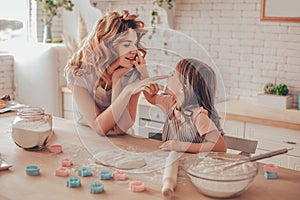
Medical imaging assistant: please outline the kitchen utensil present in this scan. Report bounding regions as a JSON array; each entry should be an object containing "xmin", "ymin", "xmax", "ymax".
[
  {"xmin": 222, "ymin": 148, "xmax": 290, "ymax": 171},
  {"xmin": 161, "ymin": 151, "xmax": 180, "ymax": 197}
]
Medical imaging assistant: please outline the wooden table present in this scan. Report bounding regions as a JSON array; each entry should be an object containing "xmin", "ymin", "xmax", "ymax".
[{"xmin": 0, "ymin": 115, "xmax": 300, "ymax": 200}]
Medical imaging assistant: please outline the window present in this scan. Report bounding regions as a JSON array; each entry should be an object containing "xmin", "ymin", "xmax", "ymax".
[{"xmin": 0, "ymin": 0, "xmax": 29, "ymax": 42}]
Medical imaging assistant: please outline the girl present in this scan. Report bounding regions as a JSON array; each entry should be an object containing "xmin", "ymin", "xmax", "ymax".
[{"xmin": 143, "ymin": 58, "xmax": 227, "ymax": 153}]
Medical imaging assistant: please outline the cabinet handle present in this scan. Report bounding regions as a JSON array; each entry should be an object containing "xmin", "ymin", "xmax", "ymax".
[
  {"xmin": 145, "ymin": 123, "xmax": 163, "ymax": 130},
  {"xmin": 284, "ymin": 141, "xmax": 297, "ymax": 145}
]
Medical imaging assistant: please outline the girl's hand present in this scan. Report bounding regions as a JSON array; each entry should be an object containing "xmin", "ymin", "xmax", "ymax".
[
  {"xmin": 159, "ymin": 140, "xmax": 190, "ymax": 152},
  {"xmin": 133, "ymin": 51, "xmax": 149, "ymax": 79},
  {"xmin": 142, "ymin": 82, "xmax": 160, "ymax": 105},
  {"xmin": 143, "ymin": 83, "xmax": 160, "ymax": 96}
]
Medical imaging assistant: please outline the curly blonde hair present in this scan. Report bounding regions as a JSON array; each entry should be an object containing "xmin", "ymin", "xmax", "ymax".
[{"xmin": 64, "ymin": 10, "xmax": 147, "ymax": 91}]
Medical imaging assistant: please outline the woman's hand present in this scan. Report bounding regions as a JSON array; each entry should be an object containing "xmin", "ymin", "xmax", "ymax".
[
  {"xmin": 125, "ymin": 75, "xmax": 168, "ymax": 95},
  {"xmin": 159, "ymin": 140, "xmax": 191, "ymax": 152},
  {"xmin": 133, "ymin": 50, "xmax": 149, "ymax": 79},
  {"xmin": 111, "ymin": 67, "xmax": 132, "ymax": 85}
]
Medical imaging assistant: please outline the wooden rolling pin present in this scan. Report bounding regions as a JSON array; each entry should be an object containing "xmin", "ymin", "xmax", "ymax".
[{"xmin": 161, "ymin": 151, "xmax": 180, "ymax": 197}]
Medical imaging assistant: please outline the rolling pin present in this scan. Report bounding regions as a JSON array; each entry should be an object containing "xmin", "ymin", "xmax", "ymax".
[{"xmin": 161, "ymin": 151, "xmax": 180, "ymax": 197}]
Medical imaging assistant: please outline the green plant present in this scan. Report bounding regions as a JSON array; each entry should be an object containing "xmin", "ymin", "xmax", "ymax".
[
  {"xmin": 264, "ymin": 82, "xmax": 276, "ymax": 94},
  {"xmin": 149, "ymin": 0, "xmax": 174, "ymax": 39},
  {"xmin": 52, "ymin": 38, "xmax": 63, "ymax": 43},
  {"xmin": 275, "ymin": 83, "xmax": 289, "ymax": 96},
  {"xmin": 36, "ymin": 0, "xmax": 74, "ymax": 26},
  {"xmin": 45, "ymin": 38, "xmax": 52, "ymax": 43}
]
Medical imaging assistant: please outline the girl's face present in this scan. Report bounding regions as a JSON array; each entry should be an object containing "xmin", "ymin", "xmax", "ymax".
[
  {"xmin": 115, "ymin": 29, "xmax": 138, "ymax": 69},
  {"xmin": 165, "ymin": 71, "xmax": 184, "ymax": 105}
]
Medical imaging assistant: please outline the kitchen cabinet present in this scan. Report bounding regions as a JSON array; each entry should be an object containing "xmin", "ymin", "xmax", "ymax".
[
  {"xmin": 137, "ymin": 101, "xmax": 165, "ymax": 138},
  {"xmin": 61, "ymin": 87, "xmax": 73, "ymax": 120},
  {"xmin": 216, "ymin": 100, "xmax": 300, "ymax": 171},
  {"xmin": 289, "ymin": 156, "xmax": 300, "ymax": 171},
  {"xmin": 245, "ymin": 122, "xmax": 300, "ymax": 170},
  {"xmin": 221, "ymin": 118, "xmax": 245, "ymax": 138}
]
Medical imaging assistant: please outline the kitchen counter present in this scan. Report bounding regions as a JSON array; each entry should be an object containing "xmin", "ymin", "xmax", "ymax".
[
  {"xmin": 1, "ymin": 114, "xmax": 300, "ymax": 199},
  {"xmin": 216, "ymin": 100, "xmax": 300, "ymax": 131}
]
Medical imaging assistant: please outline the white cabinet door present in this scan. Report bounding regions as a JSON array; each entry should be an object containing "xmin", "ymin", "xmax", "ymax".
[
  {"xmin": 288, "ymin": 156, "xmax": 300, "ymax": 171},
  {"xmin": 137, "ymin": 104, "xmax": 165, "ymax": 138},
  {"xmin": 253, "ymin": 149, "xmax": 289, "ymax": 169},
  {"xmin": 221, "ymin": 119, "xmax": 245, "ymax": 138},
  {"xmin": 62, "ymin": 89, "xmax": 73, "ymax": 120},
  {"xmin": 245, "ymin": 122, "xmax": 300, "ymax": 170}
]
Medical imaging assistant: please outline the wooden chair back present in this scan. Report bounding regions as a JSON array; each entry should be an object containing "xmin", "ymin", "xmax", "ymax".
[{"xmin": 223, "ymin": 135, "xmax": 258, "ymax": 157}]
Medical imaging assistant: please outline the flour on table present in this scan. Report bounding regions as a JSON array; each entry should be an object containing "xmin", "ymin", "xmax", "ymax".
[
  {"xmin": 115, "ymin": 158, "xmax": 146, "ymax": 170},
  {"xmin": 94, "ymin": 149, "xmax": 147, "ymax": 170}
]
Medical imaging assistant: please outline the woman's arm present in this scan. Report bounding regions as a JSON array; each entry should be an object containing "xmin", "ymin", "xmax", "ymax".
[
  {"xmin": 71, "ymin": 75, "xmax": 168, "ymax": 135},
  {"xmin": 112, "ymin": 93, "xmax": 140, "ymax": 134}
]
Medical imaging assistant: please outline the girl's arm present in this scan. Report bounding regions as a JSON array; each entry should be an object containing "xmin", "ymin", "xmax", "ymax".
[
  {"xmin": 143, "ymin": 88, "xmax": 176, "ymax": 114},
  {"xmin": 159, "ymin": 131, "xmax": 227, "ymax": 153}
]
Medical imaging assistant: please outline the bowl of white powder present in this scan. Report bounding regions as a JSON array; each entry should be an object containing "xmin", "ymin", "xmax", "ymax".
[{"xmin": 183, "ymin": 152, "xmax": 258, "ymax": 198}]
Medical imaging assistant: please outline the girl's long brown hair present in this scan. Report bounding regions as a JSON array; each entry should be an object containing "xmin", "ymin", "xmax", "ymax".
[{"xmin": 176, "ymin": 58, "xmax": 223, "ymax": 134}]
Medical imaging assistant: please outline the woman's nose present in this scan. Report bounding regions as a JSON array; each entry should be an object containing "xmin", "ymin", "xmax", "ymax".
[
  {"xmin": 129, "ymin": 46, "xmax": 138, "ymax": 53},
  {"xmin": 129, "ymin": 50, "xmax": 137, "ymax": 54}
]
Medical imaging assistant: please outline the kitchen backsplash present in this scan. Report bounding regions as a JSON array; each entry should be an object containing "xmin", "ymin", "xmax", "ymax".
[
  {"xmin": 0, "ymin": 54, "xmax": 14, "ymax": 98},
  {"xmin": 37, "ymin": 0, "xmax": 300, "ymax": 107}
]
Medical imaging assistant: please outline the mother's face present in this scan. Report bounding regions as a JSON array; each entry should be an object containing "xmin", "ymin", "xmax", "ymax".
[{"xmin": 115, "ymin": 29, "xmax": 139, "ymax": 69}]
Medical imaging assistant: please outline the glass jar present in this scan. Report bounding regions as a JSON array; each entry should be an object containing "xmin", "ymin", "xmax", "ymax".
[{"xmin": 12, "ymin": 107, "xmax": 52, "ymax": 150}]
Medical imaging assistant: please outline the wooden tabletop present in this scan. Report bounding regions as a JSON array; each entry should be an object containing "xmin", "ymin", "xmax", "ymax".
[
  {"xmin": 216, "ymin": 100, "xmax": 300, "ymax": 130},
  {"xmin": 0, "ymin": 115, "xmax": 300, "ymax": 200}
]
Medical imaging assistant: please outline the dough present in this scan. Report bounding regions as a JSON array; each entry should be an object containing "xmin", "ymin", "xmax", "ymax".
[
  {"xmin": 94, "ymin": 150, "xmax": 147, "ymax": 170},
  {"xmin": 115, "ymin": 158, "xmax": 146, "ymax": 170}
]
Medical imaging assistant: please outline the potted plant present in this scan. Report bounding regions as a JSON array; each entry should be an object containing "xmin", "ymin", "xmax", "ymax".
[
  {"xmin": 36, "ymin": 0, "xmax": 74, "ymax": 42},
  {"xmin": 149, "ymin": 0, "xmax": 175, "ymax": 39},
  {"xmin": 257, "ymin": 83, "xmax": 293, "ymax": 109}
]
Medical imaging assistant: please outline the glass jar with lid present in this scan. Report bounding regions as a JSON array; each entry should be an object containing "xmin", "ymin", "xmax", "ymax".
[{"xmin": 12, "ymin": 107, "xmax": 52, "ymax": 150}]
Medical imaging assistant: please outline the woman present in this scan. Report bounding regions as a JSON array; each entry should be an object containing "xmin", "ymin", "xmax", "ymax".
[
  {"xmin": 142, "ymin": 58, "xmax": 227, "ymax": 153},
  {"xmin": 64, "ymin": 10, "xmax": 156, "ymax": 135}
]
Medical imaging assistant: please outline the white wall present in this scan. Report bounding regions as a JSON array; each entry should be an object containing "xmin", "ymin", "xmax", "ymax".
[
  {"xmin": 59, "ymin": 0, "xmax": 300, "ymax": 107},
  {"xmin": 62, "ymin": 0, "xmax": 102, "ymax": 43}
]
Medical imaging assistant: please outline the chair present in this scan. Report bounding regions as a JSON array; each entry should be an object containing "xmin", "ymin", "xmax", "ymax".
[{"xmin": 223, "ymin": 135, "xmax": 258, "ymax": 157}]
